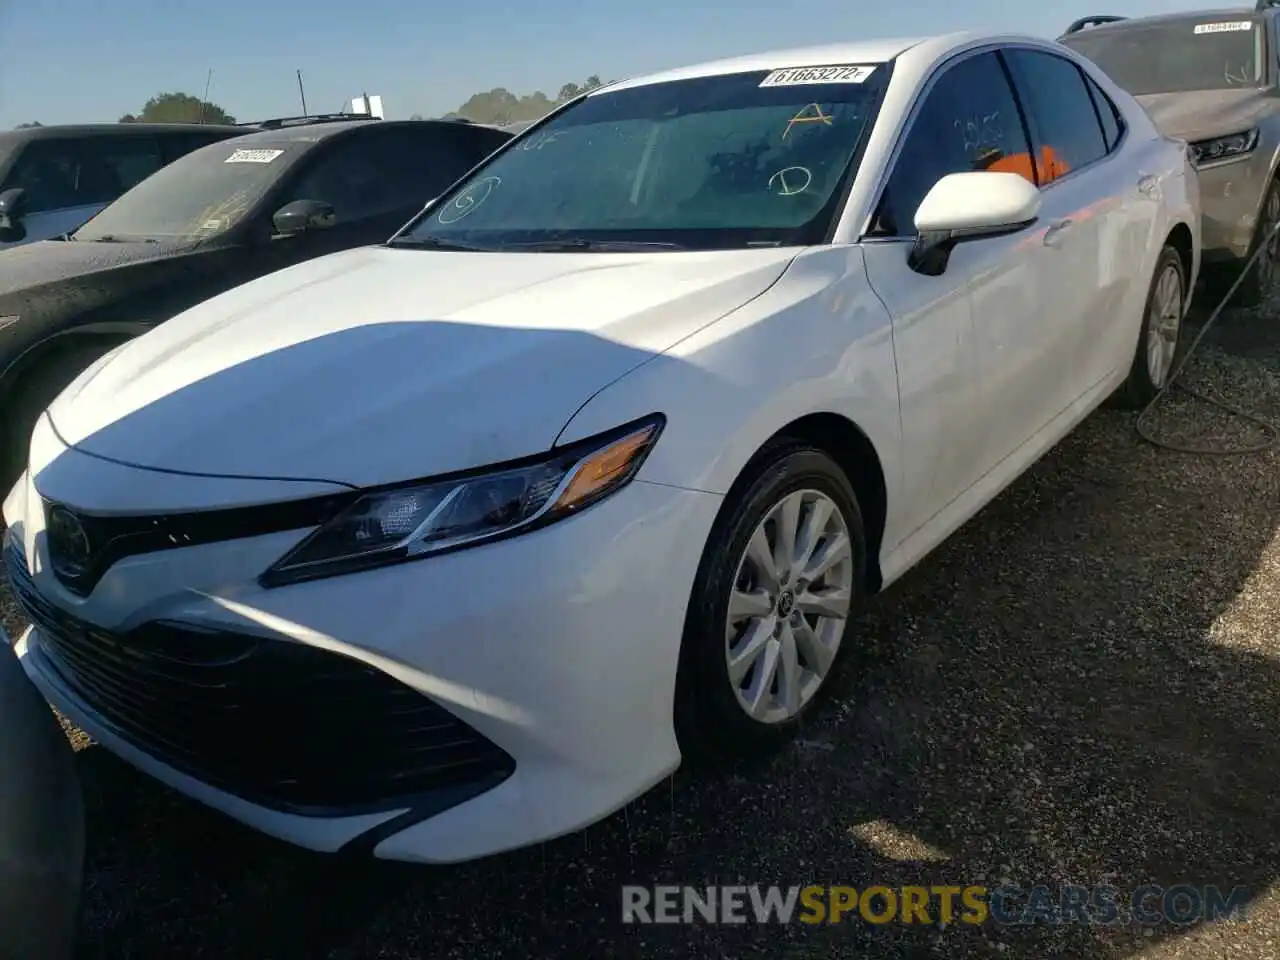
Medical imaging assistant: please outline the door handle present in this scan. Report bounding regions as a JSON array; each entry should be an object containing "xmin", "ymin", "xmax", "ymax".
[{"xmin": 1043, "ymin": 218, "xmax": 1073, "ymax": 248}]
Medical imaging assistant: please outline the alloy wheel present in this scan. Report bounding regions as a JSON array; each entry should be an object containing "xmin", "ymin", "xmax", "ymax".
[
  {"xmin": 724, "ymin": 488, "xmax": 854, "ymax": 724},
  {"xmin": 1146, "ymin": 261, "xmax": 1183, "ymax": 390}
]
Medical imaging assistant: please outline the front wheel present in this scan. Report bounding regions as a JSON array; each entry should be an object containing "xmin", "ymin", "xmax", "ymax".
[
  {"xmin": 674, "ymin": 443, "xmax": 866, "ymax": 762},
  {"xmin": 1117, "ymin": 244, "xmax": 1185, "ymax": 410}
]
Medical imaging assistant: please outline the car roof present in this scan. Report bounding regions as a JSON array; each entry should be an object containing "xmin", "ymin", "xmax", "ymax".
[
  {"xmin": 0, "ymin": 122, "xmax": 245, "ymax": 147},
  {"xmin": 219, "ymin": 118, "xmax": 502, "ymax": 146},
  {"xmin": 599, "ymin": 35, "xmax": 955, "ymax": 92},
  {"xmin": 1062, "ymin": 7, "xmax": 1261, "ymax": 38}
]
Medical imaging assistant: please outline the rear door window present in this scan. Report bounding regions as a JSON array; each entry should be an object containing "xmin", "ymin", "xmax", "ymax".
[{"xmin": 1001, "ymin": 49, "xmax": 1109, "ymax": 185}]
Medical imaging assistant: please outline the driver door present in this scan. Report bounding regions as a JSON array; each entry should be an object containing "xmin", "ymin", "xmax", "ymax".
[{"xmin": 861, "ymin": 50, "xmax": 1043, "ymax": 543}]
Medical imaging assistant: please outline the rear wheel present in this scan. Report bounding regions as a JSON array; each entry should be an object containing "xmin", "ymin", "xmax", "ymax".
[
  {"xmin": 0, "ymin": 339, "xmax": 120, "ymax": 492},
  {"xmin": 1117, "ymin": 244, "xmax": 1185, "ymax": 410},
  {"xmin": 675, "ymin": 442, "xmax": 866, "ymax": 762},
  {"xmin": 1230, "ymin": 179, "xmax": 1280, "ymax": 308}
]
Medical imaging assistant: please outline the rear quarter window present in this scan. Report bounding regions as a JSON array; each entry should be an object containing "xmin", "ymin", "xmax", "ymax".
[{"xmin": 1083, "ymin": 74, "xmax": 1124, "ymax": 151}]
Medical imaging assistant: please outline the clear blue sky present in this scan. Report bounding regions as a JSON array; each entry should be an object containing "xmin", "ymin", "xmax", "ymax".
[{"xmin": 0, "ymin": 0, "xmax": 1247, "ymax": 128}]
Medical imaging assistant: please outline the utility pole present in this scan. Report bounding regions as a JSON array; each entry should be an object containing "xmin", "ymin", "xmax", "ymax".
[{"xmin": 297, "ymin": 70, "xmax": 308, "ymax": 116}]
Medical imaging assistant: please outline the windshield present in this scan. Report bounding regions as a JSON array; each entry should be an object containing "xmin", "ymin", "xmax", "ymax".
[
  {"xmin": 1063, "ymin": 19, "xmax": 1265, "ymax": 95},
  {"xmin": 72, "ymin": 140, "xmax": 300, "ymax": 242},
  {"xmin": 398, "ymin": 66, "xmax": 886, "ymax": 251}
]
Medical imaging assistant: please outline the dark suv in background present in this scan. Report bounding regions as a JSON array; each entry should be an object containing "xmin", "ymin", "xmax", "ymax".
[
  {"xmin": 1060, "ymin": 2, "xmax": 1280, "ymax": 306},
  {"xmin": 0, "ymin": 123, "xmax": 247, "ymax": 250},
  {"xmin": 0, "ymin": 115, "xmax": 512, "ymax": 486}
]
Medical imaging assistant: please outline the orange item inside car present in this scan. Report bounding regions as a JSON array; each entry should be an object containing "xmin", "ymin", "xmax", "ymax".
[{"xmin": 981, "ymin": 145, "xmax": 1072, "ymax": 185}]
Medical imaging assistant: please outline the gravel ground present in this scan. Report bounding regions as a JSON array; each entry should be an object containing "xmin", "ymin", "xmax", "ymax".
[{"xmin": 6, "ymin": 297, "xmax": 1280, "ymax": 959}]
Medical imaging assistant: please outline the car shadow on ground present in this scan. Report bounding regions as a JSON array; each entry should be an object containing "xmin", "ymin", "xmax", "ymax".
[{"xmin": 60, "ymin": 313, "xmax": 1280, "ymax": 959}]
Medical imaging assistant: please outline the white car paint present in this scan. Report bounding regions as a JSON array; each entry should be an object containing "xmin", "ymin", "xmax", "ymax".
[
  {"xmin": 6, "ymin": 30, "xmax": 1199, "ymax": 863},
  {"xmin": 45, "ymin": 244, "xmax": 802, "ymax": 486}
]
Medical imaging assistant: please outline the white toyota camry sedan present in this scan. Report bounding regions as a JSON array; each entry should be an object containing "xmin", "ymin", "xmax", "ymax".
[{"xmin": 3, "ymin": 31, "xmax": 1198, "ymax": 863}]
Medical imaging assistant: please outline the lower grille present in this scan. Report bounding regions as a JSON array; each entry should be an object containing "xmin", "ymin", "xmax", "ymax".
[{"xmin": 4, "ymin": 536, "xmax": 514, "ymax": 816}]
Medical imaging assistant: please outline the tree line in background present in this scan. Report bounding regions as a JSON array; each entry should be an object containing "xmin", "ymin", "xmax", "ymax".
[
  {"xmin": 118, "ymin": 92, "xmax": 237, "ymax": 125},
  {"xmin": 437, "ymin": 75, "xmax": 605, "ymax": 124},
  {"xmin": 12, "ymin": 75, "xmax": 604, "ymax": 129}
]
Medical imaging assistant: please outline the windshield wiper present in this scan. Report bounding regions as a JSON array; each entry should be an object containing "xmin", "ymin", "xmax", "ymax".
[
  {"xmin": 84, "ymin": 235, "xmax": 158, "ymax": 244},
  {"xmin": 387, "ymin": 237, "xmax": 495, "ymax": 252},
  {"xmin": 500, "ymin": 239, "xmax": 687, "ymax": 252}
]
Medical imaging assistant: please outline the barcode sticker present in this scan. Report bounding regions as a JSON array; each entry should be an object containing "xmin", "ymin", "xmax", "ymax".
[
  {"xmin": 1193, "ymin": 21, "xmax": 1253, "ymax": 34},
  {"xmin": 760, "ymin": 64, "xmax": 877, "ymax": 87},
  {"xmin": 225, "ymin": 148, "xmax": 284, "ymax": 164}
]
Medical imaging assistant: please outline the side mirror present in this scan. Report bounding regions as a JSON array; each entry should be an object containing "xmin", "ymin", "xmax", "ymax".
[
  {"xmin": 0, "ymin": 187, "xmax": 28, "ymax": 231},
  {"xmin": 907, "ymin": 172, "xmax": 1041, "ymax": 276},
  {"xmin": 272, "ymin": 199, "xmax": 336, "ymax": 237}
]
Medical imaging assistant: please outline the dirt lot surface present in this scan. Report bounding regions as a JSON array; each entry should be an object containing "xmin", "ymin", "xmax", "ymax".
[{"xmin": 5, "ymin": 301, "xmax": 1280, "ymax": 959}]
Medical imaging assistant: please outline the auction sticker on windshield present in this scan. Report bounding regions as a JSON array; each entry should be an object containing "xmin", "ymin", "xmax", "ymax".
[
  {"xmin": 1193, "ymin": 21, "xmax": 1253, "ymax": 33},
  {"xmin": 224, "ymin": 148, "xmax": 285, "ymax": 164},
  {"xmin": 759, "ymin": 64, "xmax": 877, "ymax": 87}
]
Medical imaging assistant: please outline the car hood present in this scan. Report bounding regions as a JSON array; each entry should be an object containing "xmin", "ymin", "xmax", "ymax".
[
  {"xmin": 48, "ymin": 244, "xmax": 799, "ymax": 487},
  {"xmin": 0, "ymin": 238, "xmax": 191, "ymax": 301},
  {"xmin": 1135, "ymin": 88, "xmax": 1273, "ymax": 142}
]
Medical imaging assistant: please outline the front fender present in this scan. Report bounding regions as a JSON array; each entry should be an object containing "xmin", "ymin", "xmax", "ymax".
[
  {"xmin": 0, "ymin": 320, "xmax": 151, "ymax": 404},
  {"xmin": 554, "ymin": 245, "xmax": 900, "ymax": 503}
]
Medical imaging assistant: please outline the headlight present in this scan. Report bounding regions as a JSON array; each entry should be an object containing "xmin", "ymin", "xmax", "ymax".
[
  {"xmin": 260, "ymin": 414, "xmax": 664, "ymax": 586},
  {"xmin": 1189, "ymin": 129, "xmax": 1259, "ymax": 167}
]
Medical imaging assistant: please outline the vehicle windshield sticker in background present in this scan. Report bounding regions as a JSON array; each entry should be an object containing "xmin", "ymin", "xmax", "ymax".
[
  {"xmin": 437, "ymin": 176, "xmax": 501, "ymax": 224},
  {"xmin": 1193, "ymin": 21, "xmax": 1253, "ymax": 34},
  {"xmin": 759, "ymin": 64, "xmax": 877, "ymax": 87},
  {"xmin": 224, "ymin": 148, "xmax": 285, "ymax": 164},
  {"xmin": 783, "ymin": 103, "xmax": 833, "ymax": 139}
]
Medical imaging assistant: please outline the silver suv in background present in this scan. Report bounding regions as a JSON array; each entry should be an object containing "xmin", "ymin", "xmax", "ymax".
[{"xmin": 1060, "ymin": 3, "xmax": 1280, "ymax": 305}]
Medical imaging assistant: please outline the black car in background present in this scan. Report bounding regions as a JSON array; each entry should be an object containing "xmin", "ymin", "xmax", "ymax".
[
  {"xmin": 0, "ymin": 123, "xmax": 247, "ymax": 250},
  {"xmin": 0, "ymin": 115, "xmax": 512, "ymax": 485}
]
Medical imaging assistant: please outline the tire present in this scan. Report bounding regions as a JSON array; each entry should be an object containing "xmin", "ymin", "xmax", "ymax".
[
  {"xmin": 1117, "ymin": 244, "xmax": 1186, "ymax": 410},
  {"xmin": 674, "ymin": 442, "xmax": 867, "ymax": 763},
  {"xmin": 0, "ymin": 339, "xmax": 121, "ymax": 492},
  {"xmin": 1230, "ymin": 178, "xmax": 1280, "ymax": 308}
]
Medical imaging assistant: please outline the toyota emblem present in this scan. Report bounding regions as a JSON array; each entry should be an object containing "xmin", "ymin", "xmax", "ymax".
[{"xmin": 46, "ymin": 505, "xmax": 92, "ymax": 578}]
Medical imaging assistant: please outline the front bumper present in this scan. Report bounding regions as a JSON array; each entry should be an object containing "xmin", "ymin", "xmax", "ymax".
[
  {"xmin": 5, "ymin": 443, "xmax": 722, "ymax": 863},
  {"xmin": 1195, "ymin": 154, "xmax": 1271, "ymax": 264}
]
